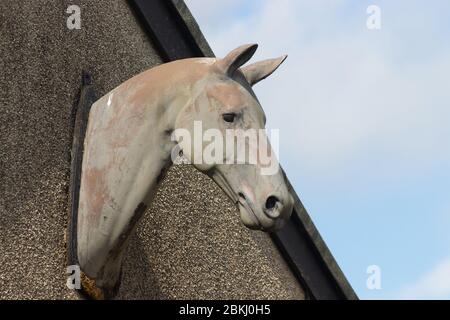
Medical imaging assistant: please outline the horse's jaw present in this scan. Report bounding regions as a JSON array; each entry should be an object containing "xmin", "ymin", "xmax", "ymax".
[{"xmin": 236, "ymin": 194, "xmax": 263, "ymax": 230}]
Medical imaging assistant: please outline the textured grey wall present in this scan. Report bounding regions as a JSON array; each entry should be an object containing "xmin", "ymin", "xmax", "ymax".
[{"xmin": 0, "ymin": 0, "xmax": 304, "ymax": 299}]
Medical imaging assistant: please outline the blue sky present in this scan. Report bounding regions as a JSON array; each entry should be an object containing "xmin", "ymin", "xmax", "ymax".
[{"xmin": 185, "ymin": 0, "xmax": 450, "ymax": 299}]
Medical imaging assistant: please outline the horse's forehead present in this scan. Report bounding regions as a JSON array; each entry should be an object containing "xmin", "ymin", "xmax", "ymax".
[{"xmin": 206, "ymin": 83, "xmax": 253, "ymax": 109}]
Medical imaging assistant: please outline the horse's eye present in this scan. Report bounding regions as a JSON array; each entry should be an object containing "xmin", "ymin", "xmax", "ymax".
[{"xmin": 222, "ymin": 113, "xmax": 236, "ymax": 123}]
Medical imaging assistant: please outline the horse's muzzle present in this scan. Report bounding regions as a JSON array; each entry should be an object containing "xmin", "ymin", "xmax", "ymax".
[{"xmin": 238, "ymin": 191, "xmax": 293, "ymax": 232}]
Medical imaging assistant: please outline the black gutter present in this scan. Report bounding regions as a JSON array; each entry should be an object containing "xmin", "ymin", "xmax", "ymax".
[{"xmin": 128, "ymin": 0, "xmax": 357, "ymax": 300}]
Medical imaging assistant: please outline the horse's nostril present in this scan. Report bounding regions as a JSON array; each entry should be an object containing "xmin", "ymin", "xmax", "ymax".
[{"xmin": 265, "ymin": 196, "xmax": 279, "ymax": 210}]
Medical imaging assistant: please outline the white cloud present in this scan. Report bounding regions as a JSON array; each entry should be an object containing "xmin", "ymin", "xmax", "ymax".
[{"xmin": 399, "ymin": 257, "xmax": 450, "ymax": 300}]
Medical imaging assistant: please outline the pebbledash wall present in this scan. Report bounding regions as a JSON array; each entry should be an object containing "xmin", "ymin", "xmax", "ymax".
[{"xmin": 0, "ymin": 1, "xmax": 305, "ymax": 299}]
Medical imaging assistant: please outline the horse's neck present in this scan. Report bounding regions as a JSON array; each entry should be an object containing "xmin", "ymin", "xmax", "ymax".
[
  {"xmin": 91, "ymin": 59, "xmax": 210, "ymax": 194},
  {"xmin": 124, "ymin": 60, "xmax": 205, "ymax": 182},
  {"xmin": 125, "ymin": 59, "xmax": 205, "ymax": 129},
  {"xmin": 77, "ymin": 59, "xmax": 211, "ymax": 280}
]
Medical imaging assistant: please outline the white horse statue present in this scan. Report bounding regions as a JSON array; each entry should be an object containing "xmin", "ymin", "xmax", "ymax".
[{"xmin": 75, "ymin": 44, "xmax": 293, "ymax": 299}]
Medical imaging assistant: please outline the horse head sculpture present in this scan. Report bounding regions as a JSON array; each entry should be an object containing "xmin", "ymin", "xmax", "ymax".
[{"xmin": 75, "ymin": 44, "xmax": 293, "ymax": 299}]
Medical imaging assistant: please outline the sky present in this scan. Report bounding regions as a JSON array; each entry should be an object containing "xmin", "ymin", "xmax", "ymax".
[{"xmin": 185, "ymin": 0, "xmax": 450, "ymax": 299}]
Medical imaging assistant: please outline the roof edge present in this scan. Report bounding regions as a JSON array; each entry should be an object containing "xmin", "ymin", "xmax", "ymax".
[{"xmin": 170, "ymin": 0, "xmax": 215, "ymax": 57}]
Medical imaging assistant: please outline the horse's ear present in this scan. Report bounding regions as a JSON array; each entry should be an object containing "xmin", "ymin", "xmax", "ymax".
[
  {"xmin": 217, "ymin": 44, "xmax": 258, "ymax": 76},
  {"xmin": 241, "ymin": 55, "xmax": 288, "ymax": 86}
]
